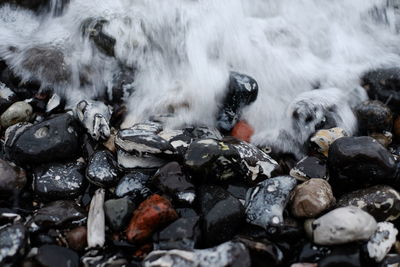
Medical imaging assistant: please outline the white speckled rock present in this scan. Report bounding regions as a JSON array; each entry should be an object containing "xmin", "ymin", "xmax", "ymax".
[
  {"xmin": 367, "ymin": 222, "xmax": 398, "ymax": 262},
  {"xmin": 312, "ymin": 206, "xmax": 377, "ymax": 245},
  {"xmin": 0, "ymin": 101, "xmax": 32, "ymax": 128}
]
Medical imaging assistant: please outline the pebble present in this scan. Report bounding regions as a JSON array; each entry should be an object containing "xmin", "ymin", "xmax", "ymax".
[
  {"xmin": 87, "ymin": 189, "xmax": 105, "ymax": 248},
  {"xmin": 355, "ymin": 100, "xmax": 393, "ymax": 134},
  {"xmin": 199, "ymin": 185, "xmax": 245, "ymax": 246},
  {"xmin": 0, "ymin": 101, "xmax": 32, "ymax": 128},
  {"xmin": 245, "ymin": 176, "xmax": 297, "ymax": 229},
  {"xmin": 33, "ymin": 161, "xmax": 85, "ymax": 200},
  {"xmin": 35, "ymin": 244, "xmax": 79, "ymax": 267},
  {"xmin": 0, "ymin": 159, "xmax": 25, "ymax": 197},
  {"xmin": 290, "ymin": 179, "xmax": 335, "ymax": 218},
  {"xmin": 317, "ymin": 244, "xmax": 362, "ymax": 267},
  {"xmin": 104, "ymin": 197, "xmax": 135, "ymax": 231},
  {"xmin": 115, "ymin": 171, "xmax": 152, "ymax": 203},
  {"xmin": 367, "ymin": 222, "xmax": 398, "ymax": 262},
  {"xmin": 0, "ymin": 223, "xmax": 26, "ymax": 266},
  {"xmin": 309, "ymin": 127, "xmax": 347, "ymax": 157},
  {"xmin": 370, "ymin": 131, "xmax": 393, "ymax": 147},
  {"xmin": 117, "ymin": 149, "xmax": 167, "ymax": 169},
  {"xmin": 0, "ymin": 82, "xmax": 17, "ymax": 114},
  {"xmin": 231, "ymin": 120, "xmax": 254, "ymax": 142},
  {"xmin": 126, "ymin": 194, "xmax": 178, "ymax": 243},
  {"xmin": 65, "ymin": 226, "xmax": 87, "ymax": 251},
  {"xmin": 143, "ymin": 241, "xmax": 251, "ymax": 267},
  {"xmin": 86, "ymin": 150, "xmax": 119, "ymax": 187},
  {"xmin": 311, "ymin": 206, "xmax": 377, "ymax": 245},
  {"xmin": 298, "ymin": 242, "xmax": 331, "ymax": 263},
  {"xmin": 336, "ymin": 185, "xmax": 400, "ymax": 222},
  {"xmin": 289, "ymin": 156, "xmax": 327, "ymax": 181}
]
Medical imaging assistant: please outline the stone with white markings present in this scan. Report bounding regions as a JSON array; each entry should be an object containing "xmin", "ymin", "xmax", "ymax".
[
  {"xmin": 87, "ymin": 189, "xmax": 105, "ymax": 248},
  {"xmin": 86, "ymin": 150, "xmax": 119, "ymax": 187},
  {"xmin": 0, "ymin": 223, "xmax": 26, "ymax": 266},
  {"xmin": 367, "ymin": 222, "xmax": 398, "ymax": 262},
  {"xmin": 290, "ymin": 156, "xmax": 327, "ymax": 181}
]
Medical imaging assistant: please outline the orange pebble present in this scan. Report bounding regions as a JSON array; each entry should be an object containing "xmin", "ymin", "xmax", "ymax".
[{"xmin": 231, "ymin": 120, "xmax": 254, "ymax": 142}]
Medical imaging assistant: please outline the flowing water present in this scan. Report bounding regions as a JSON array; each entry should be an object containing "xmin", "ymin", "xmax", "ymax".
[{"xmin": 1, "ymin": 0, "xmax": 400, "ymax": 155}]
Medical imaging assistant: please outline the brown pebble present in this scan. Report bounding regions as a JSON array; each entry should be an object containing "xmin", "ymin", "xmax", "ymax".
[
  {"xmin": 290, "ymin": 178, "xmax": 335, "ymax": 218},
  {"xmin": 65, "ymin": 226, "xmax": 87, "ymax": 251},
  {"xmin": 310, "ymin": 127, "xmax": 347, "ymax": 157}
]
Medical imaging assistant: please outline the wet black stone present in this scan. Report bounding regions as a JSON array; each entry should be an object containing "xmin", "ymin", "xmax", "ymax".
[
  {"xmin": 378, "ymin": 254, "xmax": 400, "ymax": 267},
  {"xmin": 290, "ymin": 156, "xmax": 327, "ymax": 181},
  {"xmin": 355, "ymin": 100, "xmax": 393, "ymax": 134},
  {"xmin": 151, "ymin": 162, "xmax": 195, "ymax": 205},
  {"xmin": 86, "ymin": 150, "xmax": 119, "ymax": 187},
  {"xmin": 104, "ymin": 197, "xmax": 135, "ymax": 231},
  {"xmin": 33, "ymin": 161, "xmax": 85, "ymax": 201},
  {"xmin": 217, "ymin": 72, "xmax": 258, "ymax": 133},
  {"xmin": 298, "ymin": 242, "xmax": 332, "ymax": 263},
  {"xmin": 29, "ymin": 200, "xmax": 86, "ymax": 231},
  {"xmin": 189, "ymin": 126, "xmax": 223, "ymax": 140},
  {"xmin": 0, "ymin": 223, "xmax": 26, "ymax": 266},
  {"xmin": 226, "ymin": 183, "xmax": 250, "ymax": 203},
  {"xmin": 30, "ymin": 230, "xmax": 58, "ymax": 247},
  {"xmin": 317, "ymin": 244, "xmax": 362, "ymax": 267},
  {"xmin": 5, "ymin": 114, "xmax": 81, "ymax": 165},
  {"xmin": 176, "ymin": 208, "xmax": 198, "ymax": 218},
  {"xmin": 81, "ymin": 249, "xmax": 131, "ymax": 266},
  {"xmin": 81, "ymin": 18, "xmax": 116, "ymax": 57},
  {"xmin": 35, "ymin": 245, "xmax": 79, "ymax": 267},
  {"xmin": 0, "ymin": 159, "xmax": 25, "ymax": 198},
  {"xmin": 154, "ymin": 216, "xmax": 201, "ymax": 250},
  {"xmin": 115, "ymin": 171, "xmax": 152, "ymax": 204},
  {"xmin": 361, "ymin": 68, "xmax": 400, "ymax": 113},
  {"xmin": 328, "ymin": 136, "xmax": 398, "ymax": 193},
  {"xmin": 198, "ymin": 185, "xmax": 245, "ymax": 247}
]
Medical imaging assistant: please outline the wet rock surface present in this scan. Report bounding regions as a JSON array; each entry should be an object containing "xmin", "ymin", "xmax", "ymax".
[
  {"xmin": 104, "ymin": 197, "xmax": 135, "ymax": 231},
  {"xmin": 367, "ymin": 222, "xmax": 398, "ymax": 262},
  {"xmin": 290, "ymin": 156, "xmax": 327, "ymax": 181},
  {"xmin": 115, "ymin": 171, "xmax": 152, "ymax": 202},
  {"xmin": 35, "ymin": 244, "xmax": 79, "ymax": 267},
  {"xmin": 86, "ymin": 150, "xmax": 119, "ymax": 187},
  {"xmin": 356, "ymin": 100, "xmax": 393, "ymax": 134},
  {"xmin": 0, "ymin": 223, "xmax": 26, "ymax": 266}
]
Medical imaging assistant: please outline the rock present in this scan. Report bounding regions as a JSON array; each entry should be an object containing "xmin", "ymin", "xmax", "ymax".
[
  {"xmin": 65, "ymin": 226, "xmax": 87, "ymax": 251},
  {"xmin": 312, "ymin": 206, "xmax": 377, "ymax": 245},
  {"xmin": 289, "ymin": 156, "xmax": 327, "ymax": 181},
  {"xmin": 81, "ymin": 249, "xmax": 130, "ymax": 267},
  {"xmin": 115, "ymin": 171, "xmax": 152, "ymax": 203},
  {"xmin": 126, "ymin": 194, "xmax": 178, "ymax": 243},
  {"xmin": 217, "ymin": 72, "xmax": 258, "ymax": 133},
  {"xmin": 154, "ymin": 216, "xmax": 201, "ymax": 250},
  {"xmin": 355, "ymin": 100, "xmax": 393, "ymax": 134},
  {"xmin": 157, "ymin": 128, "xmax": 193, "ymax": 157},
  {"xmin": 378, "ymin": 254, "xmax": 400, "ymax": 267},
  {"xmin": 29, "ymin": 200, "xmax": 86, "ymax": 231},
  {"xmin": 104, "ymin": 197, "xmax": 135, "ymax": 231},
  {"xmin": 367, "ymin": 222, "xmax": 398, "ymax": 262},
  {"xmin": 0, "ymin": 159, "xmax": 25, "ymax": 197},
  {"xmin": 199, "ymin": 185, "xmax": 245, "ymax": 246},
  {"xmin": 329, "ymin": 136, "xmax": 398, "ymax": 194},
  {"xmin": 35, "ymin": 245, "xmax": 79, "ymax": 267},
  {"xmin": 81, "ymin": 17, "xmax": 116, "ymax": 57},
  {"xmin": 87, "ymin": 189, "xmax": 105, "ymax": 248},
  {"xmin": 151, "ymin": 162, "xmax": 195, "ymax": 205},
  {"xmin": 309, "ymin": 127, "xmax": 347, "ymax": 157},
  {"xmin": 86, "ymin": 150, "xmax": 119, "ymax": 187},
  {"xmin": 336, "ymin": 185, "xmax": 400, "ymax": 222},
  {"xmin": 0, "ymin": 223, "xmax": 26, "ymax": 266},
  {"xmin": 33, "ymin": 161, "xmax": 85, "ymax": 200},
  {"xmin": 231, "ymin": 120, "xmax": 254, "ymax": 142},
  {"xmin": 0, "ymin": 82, "xmax": 17, "ymax": 114},
  {"xmin": 190, "ymin": 126, "xmax": 223, "ymax": 140},
  {"xmin": 317, "ymin": 244, "xmax": 362, "ymax": 267},
  {"xmin": 143, "ymin": 241, "xmax": 251, "ymax": 267},
  {"xmin": 298, "ymin": 242, "xmax": 331, "ymax": 263},
  {"xmin": 5, "ymin": 114, "xmax": 81, "ymax": 165},
  {"xmin": 290, "ymin": 179, "xmax": 335, "ymax": 218},
  {"xmin": 117, "ymin": 150, "xmax": 167, "ymax": 169},
  {"xmin": 245, "ymin": 176, "xmax": 297, "ymax": 229},
  {"xmin": 0, "ymin": 101, "xmax": 32, "ymax": 128},
  {"xmin": 46, "ymin": 93, "xmax": 63, "ymax": 113},
  {"xmin": 370, "ymin": 131, "xmax": 393, "ymax": 147}
]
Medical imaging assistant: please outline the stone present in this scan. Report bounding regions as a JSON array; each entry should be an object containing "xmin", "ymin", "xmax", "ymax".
[
  {"xmin": 104, "ymin": 197, "xmax": 135, "ymax": 231},
  {"xmin": 378, "ymin": 254, "xmax": 400, "ymax": 267},
  {"xmin": 0, "ymin": 223, "xmax": 26, "ymax": 266},
  {"xmin": 217, "ymin": 72, "xmax": 258, "ymax": 133},
  {"xmin": 298, "ymin": 242, "xmax": 331, "ymax": 263},
  {"xmin": 355, "ymin": 100, "xmax": 393, "ymax": 135},
  {"xmin": 154, "ymin": 216, "xmax": 201, "ymax": 250},
  {"xmin": 309, "ymin": 127, "xmax": 347, "ymax": 157},
  {"xmin": 317, "ymin": 244, "xmax": 362, "ymax": 267},
  {"xmin": 81, "ymin": 17, "xmax": 116, "ymax": 57},
  {"xmin": 5, "ymin": 114, "xmax": 81, "ymax": 165},
  {"xmin": 65, "ymin": 226, "xmax": 87, "ymax": 251},
  {"xmin": 336, "ymin": 185, "xmax": 400, "ymax": 222},
  {"xmin": 86, "ymin": 150, "xmax": 119, "ymax": 187},
  {"xmin": 117, "ymin": 150, "xmax": 167, "ymax": 169},
  {"xmin": 231, "ymin": 120, "xmax": 254, "ymax": 142},
  {"xmin": 0, "ymin": 82, "xmax": 17, "ymax": 114},
  {"xmin": 126, "ymin": 194, "xmax": 178, "ymax": 243},
  {"xmin": 0, "ymin": 101, "xmax": 32, "ymax": 128},
  {"xmin": 0, "ymin": 159, "xmax": 25, "ymax": 197},
  {"xmin": 199, "ymin": 185, "xmax": 245, "ymax": 246},
  {"xmin": 367, "ymin": 222, "xmax": 398, "ymax": 262},
  {"xmin": 289, "ymin": 156, "xmax": 327, "ymax": 181},
  {"xmin": 157, "ymin": 128, "xmax": 193, "ymax": 157},
  {"xmin": 87, "ymin": 189, "xmax": 105, "ymax": 248},
  {"xmin": 245, "ymin": 176, "xmax": 297, "ymax": 229},
  {"xmin": 151, "ymin": 162, "xmax": 195, "ymax": 205},
  {"xmin": 35, "ymin": 245, "xmax": 79, "ymax": 267},
  {"xmin": 115, "ymin": 171, "xmax": 152, "ymax": 203},
  {"xmin": 290, "ymin": 179, "xmax": 335, "ymax": 218},
  {"xmin": 312, "ymin": 206, "xmax": 377, "ymax": 245},
  {"xmin": 29, "ymin": 200, "xmax": 86, "ymax": 232},
  {"xmin": 328, "ymin": 136, "xmax": 398, "ymax": 193},
  {"xmin": 46, "ymin": 93, "xmax": 63, "ymax": 113},
  {"xmin": 143, "ymin": 241, "xmax": 251, "ymax": 267},
  {"xmin": 33, "ymin": 161, "xmax": 85, "ymax": 200},
  {"xmin": 370, "ymin": 131, "xmax": 393, "ymax": 147},
  {"xmin": 81, "ymin": 249, "xmax": 130, "ymax": 267}
]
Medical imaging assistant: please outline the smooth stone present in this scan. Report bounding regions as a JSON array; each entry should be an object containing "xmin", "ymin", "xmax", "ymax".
[
  {"xmin": 377, "ymin": 254, "xmax": 400, "ymax": 267},
  {"xmin": 0, "ymin": 82, "xmax": 17, "ymax": 114},
  {"xmin": 65, "ymin": 226, "xmax": 87, "ymax": 251},
  {"xmin": 35, "ymin": 244, "xmax": 79, "ymax": 267},
  {"xmin": 151, "ymin": 162, "xmax": 195, "ymax": 204},
  {"xmin": 328, "ymin": 136, "xmax": 398, "ymax": 193},
  {"xmin": 0, "ymin": 223, "xmax": 26, "ymax": 266},
  {"xmin": 117, "ymin": 149, "xmax": 166, "ymax": 169},
  {"xmin": 0, "ymin": 159, "xmax": 25, "ymax": 197},
  {"xmin": 143, "ymin": 241, "xmax": 251, "ymax": 267},
  {"xmin": 0, "ymin": 101, "xmax": 32, "ymax": 128},
  {"xmin": 157, "ymin": 129, "xmax": 192, "ymax": 157},
  {"xmin": 86, "ymin": 150, "xmax": 119, "ymax": 187},
  {"xmin": 298, "ymin": 242, "xmax": 331, "ymax": 263},
  {"xmin": 81, "ymin": 249, "xmax": 130, "ymax": 266},
  {"xmin": 289, "ymin": 156, "xmax": 327, "ymax": 181},
  {"xmin": 87, "ymin": 189, "xmax": 105, "ymax": 248},
  {"xmin": 190, "ymin": 126, "xmax": 223, "ymax": 140},
  {"xmin": 336, "ymin": 185, "xmax": 400, "ymax": 222},
  {"xmin": 312, "ymin": 206, "xmax": 377, "ymax": 245},
  {"xmin": 355, "ymin": 100, "xmax": 393, "ymax": 134},
  {"xmin": 290, "ymin": 179, "xmax": 335, "ymax": 218},
  {"xmin": 33, "ymin": 161, "xmax": 85, "ymax": 200},
  {"xmin": 115, "ymin": 171, "xmax": 152, "ymax": 203},
  {"xmin": 5, "ymin": 114, "xmax": 81, "ymax": 165},
  {"xmin": 309, "ymin": 127, "xmax": 347, "ymax": 157},
  {"xmin": 317, "ymin": 244, "xmax": 362, "ymax": 267},
  {"xmin": 199, "ymin": 185, "xmax": 245, "ymax": 246},
  {"xmin": 231, "ymin": 120, "xmax": 254, "ymax": 143},
  {"xmin": 370, "ymin": 131, "xmax": 393, "ymax": 147},
  {"xmin": 104, "ymin": 197, "xmax": 135, "ymax": 231},
  {"xmin": 367, "ymin": 222, "xmax": 398, "ymax": 262},
  {"xmin": 245, "ymin": 176, "xmax": 297, "ymax": 229}
]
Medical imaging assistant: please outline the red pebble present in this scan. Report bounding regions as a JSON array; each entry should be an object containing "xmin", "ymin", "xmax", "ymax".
[
  {"xmin": 231, "ymin": 120, "xmax": 254, "ymax": 142},
  {"xmin": 126, "ymin": 194, "xmax": 178, "ymax": 243}
]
